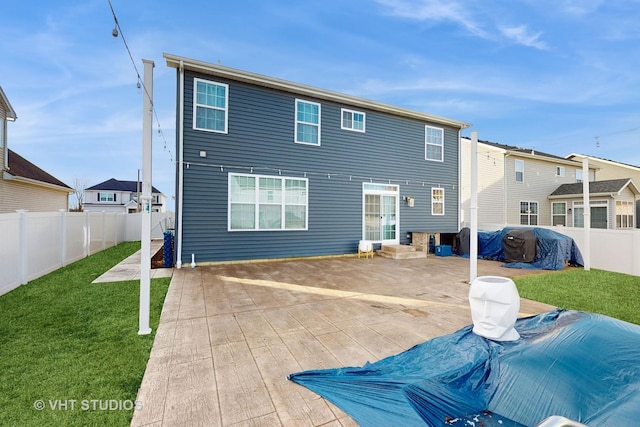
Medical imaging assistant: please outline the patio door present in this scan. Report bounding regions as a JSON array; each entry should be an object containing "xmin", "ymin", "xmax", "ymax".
[{"xmin": 363, "ymin": 183, "xmax": 399, "ymax": 244}]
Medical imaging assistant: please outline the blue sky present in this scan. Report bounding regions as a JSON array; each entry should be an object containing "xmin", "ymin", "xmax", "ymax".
[{"xmin": 2, "ymin": 0, "xmax": 640, "ymax": 212}]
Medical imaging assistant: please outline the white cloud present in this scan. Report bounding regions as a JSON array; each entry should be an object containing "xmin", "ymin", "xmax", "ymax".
[{"xmin": 499, "ymin": 25, "xmax": 548, "ymax": 50}]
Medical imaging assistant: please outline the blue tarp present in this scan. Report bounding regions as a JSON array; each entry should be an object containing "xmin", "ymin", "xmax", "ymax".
[
  {"xmin": 288, "ymin": 310, "xmax": 640, "ymax": 427},
  {"xmin": 477, "ymin": 227, "xmax": 583, "ymax": 270}
]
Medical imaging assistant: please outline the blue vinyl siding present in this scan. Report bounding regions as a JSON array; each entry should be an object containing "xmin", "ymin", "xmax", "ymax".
[{"xmin": 177, "ymin": 70, "xmax": 460, "ymax": 263}]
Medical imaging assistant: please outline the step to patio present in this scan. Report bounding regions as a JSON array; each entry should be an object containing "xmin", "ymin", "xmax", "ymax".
[{"xmin": 377, "ymin": 244, "xmax": 428, "ymax": 259}]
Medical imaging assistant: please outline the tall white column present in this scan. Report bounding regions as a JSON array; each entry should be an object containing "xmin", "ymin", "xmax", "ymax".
[
  {"xmin": 470, "ymin": 131, "xmax": 478, "ymax": 283},
  {"xmin": 582, "ymin": 158, "xmax": 590, "ymax": 271},
  {"xmin": 139, "ymin": 59, "xmax": 154, "ymax": 335}
]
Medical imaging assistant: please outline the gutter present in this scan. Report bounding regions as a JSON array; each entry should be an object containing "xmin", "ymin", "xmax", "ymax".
[{"xmin": 164, "ymin": 53, "xmax": 471, "ymax": 131}]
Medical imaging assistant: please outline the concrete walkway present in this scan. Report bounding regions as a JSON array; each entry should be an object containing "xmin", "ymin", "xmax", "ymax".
[
  {"xmin": 92, "ymin": 240, "xmax": 174, "ymax": 283},
  {"xmin": 129, "ymin": 255, "xmax": 556, "ymax": 427}
]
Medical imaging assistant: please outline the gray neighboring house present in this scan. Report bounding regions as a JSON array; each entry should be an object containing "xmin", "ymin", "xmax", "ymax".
[
  {"xmin": 549, "ymin": 178, "xmax": 639, "ymax": 229},
  {"xmin": 164, "ymin": 53, "xmax": 471, "ymax": 265},
  {"xmin": 84, "ymin": 178, "xmax": 166, "ymax": 213}
]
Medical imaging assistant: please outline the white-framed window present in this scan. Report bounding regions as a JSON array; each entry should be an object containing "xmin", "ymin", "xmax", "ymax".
[
  {"xmin": 515, "ymin": 159, "xmax": 524, "ymax": 182},
  {"xmin": 573, "ymin": 200, "xmax": 609, "ymax": 229},
  {"xmin": 193, "ymin": 78, "xmax": 228, "ymax": 133},
  {"xmin": 295, "ymin": 99, "xmax": 321, "ymax": 145},
  {"xmin": 431, "ymin": 187, "xmax": 445, "ymax": 215},
  {"xmin": 556, "ymin": 166, "xmax": 565, "ymax": 177},
  {"xmin": 228, "ymin": 173, "xmax": 308, "ymax": 231},
  {"xmin": 520, "ymin": 201, "xmax": 538, "ymax": 225},
  {"xmin": 98, "ymin": 192, "xmax": 116, "ymax": 202},
  {"xmin": 616, "ymin": 200, "xmax": 635, "ymax": 229},
  {"xmin": 341, "ymin": 108, "xmax": 365, "ymax": 132},
  {"xmin": 552, "ymin": 202, "xmax": 566, "ymax": 226},
  {"xmin": 425, "ymin": 126, "xmax": 444, "ymax": 161},
  {"xmin": 575, "ymin": 169, "xmax": 583, "ymax": 183}
]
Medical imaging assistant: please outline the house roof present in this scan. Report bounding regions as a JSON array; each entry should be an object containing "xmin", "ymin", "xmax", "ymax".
[
  {"xmin": 462, "ymin": 136, "xmax": 575, "ymax": 163},
  {"xmin": 164, "ymin": 53, "xmax": 471, "ymax": 130},
  {"xmin": 6, "ymin": 149, "xmax": 71, "ymax": 190},
  {"xmin": 0, "ymin": 86, "xmax": 17, "ymax": 120},
  {"xmin": 566, "ymin": 153, "xmax": 640, "ymax": 171},
  {"xmin": 86, "ymin": 178, "xmax": 162, "ymax": 194},
  {"xmin": 549, "ymin": 178, "xmax": 639, "ymax": 197}
]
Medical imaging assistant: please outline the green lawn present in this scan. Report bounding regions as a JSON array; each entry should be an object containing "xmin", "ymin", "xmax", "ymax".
[
  {"xmin": 515, "ymin": 267, "xmax": 640, "ymax": 325},
  {"xmin": 0, "ymin": 241, "xmax": 170, "ymax": 427}
]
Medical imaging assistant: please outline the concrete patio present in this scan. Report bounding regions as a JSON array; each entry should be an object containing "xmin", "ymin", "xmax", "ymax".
[{"xmin": 130, "ymin": 254, "xmax": 556, "ymax": 427}]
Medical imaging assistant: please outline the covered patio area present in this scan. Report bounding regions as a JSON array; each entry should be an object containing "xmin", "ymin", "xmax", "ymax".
[{"xmin": 131, "ymin": 255, "xmax": 555, "ymax": 426}]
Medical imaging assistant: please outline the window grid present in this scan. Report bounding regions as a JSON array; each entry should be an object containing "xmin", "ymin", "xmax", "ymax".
[
  {"xmin": 295, "ymin": 99, "xmax": 321, "ymax": 145},
  {"xmin": 431, "ymin": 187, "xmax": 445, "ymax": 215},
  {"xmin": 229, "ymin": 173, "xmax": 308, "ymax": 231},
  {"xmin": 616, "ymin": 201, "xmax": 634, "ymax": 229},
  {"xmin": 193, "ymin": 78, "xmax": 228, "ymax": 133},
  {"xmin": 341, "ymin": 108, "xmax": 366, "ymax": 132},
  {"xmin": 425, "ymin": 126, "xmax": 444, "ymax": 161},
  {"xmin": 552, "ymin": 202, "xmax": 566, "ymax": 226},
  {"xmin": 520, "ymin": 201, "xmax": 538, "ymax": 225}
]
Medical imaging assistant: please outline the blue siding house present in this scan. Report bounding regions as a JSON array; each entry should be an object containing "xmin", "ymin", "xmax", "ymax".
[{"xmin": 164, "ymin": 53, "xmax": 470, "ymax": 267}]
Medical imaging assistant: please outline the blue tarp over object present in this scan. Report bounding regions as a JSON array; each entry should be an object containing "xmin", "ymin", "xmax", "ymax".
[
  {"xmin": 288, "ymin": 310, "xmax": 640, "ymax": 427},
  {"xmin": 477, "ymin": 227, "xmax": 583, "ymax": 270}
]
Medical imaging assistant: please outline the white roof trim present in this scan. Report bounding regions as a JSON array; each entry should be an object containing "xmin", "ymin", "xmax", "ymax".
[
  {"xmin": 0, "ymin": 86, "xmax": 17, "ymax": 121},
  {"xmin": 164, "ymin": 53, "xmax": 471, "ymax": 130}
]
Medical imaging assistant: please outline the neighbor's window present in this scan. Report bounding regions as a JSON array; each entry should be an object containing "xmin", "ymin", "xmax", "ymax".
[
  {"xmin": 295, "ymin": 99, "xmax": 321, "ymax": 145},
  {"xmin": 98, "ymin": 192, "xmax": 116, "ymax": 202},
  {"xmin": 228, "ymin": 173, "xmax": 308, "ymax": 231},
  {"xmin": 556, "ymin": 166, "xmax": 565, "ymax": 177},
  {"xmin": 431, "ymin": 187, "xmax": 445, "ymax": 215},
  {"xmin": 515, "ymin": 159, "xmax": 524, "ymax": 182},
  {"xmin": 616, "ymin": 200, "xmax": 634, "ymax": 229},
  {"xmin": 552, "ymin": 202, "xmax": 566, "ymax": 226},
  {"xmin": 341, "ymin": 108, "xmax": 365, "ymax": 132},
  {"xmin": 520, "ymin": 201, "xmax": 538, "ymax": 225},
  {"xmin": 193, "ymin": 78, "xmax": 228, "ymax": 133},
  {"xmin": 425, "ymin": 126, "xmax": 444, "ymax": 161}
]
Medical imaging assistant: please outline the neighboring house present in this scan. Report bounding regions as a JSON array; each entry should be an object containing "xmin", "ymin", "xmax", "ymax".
[
  {"xmin": 0, "ymin": 86, "xmax": 72, "ymax": 213},
  {"xmin": 460, "ymin": 137, "xmax": 596, "ymax": 230},
  {"xmin": 549, "ymin": 178, "xmax": 639, "ymax": 229},
  {"xmin": 84, "ymin": 178, "xmax": 166, "ymax": 213},
  {"xmin": 566, "ymin": 154, "xmax": 640, "ymax": 228},
  {"xmin": 164, "ymin": 53, "xmax": 470, "ymax": 265}
]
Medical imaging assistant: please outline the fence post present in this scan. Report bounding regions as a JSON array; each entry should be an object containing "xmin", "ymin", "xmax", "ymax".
[
  {"xmin": 17, "ymin": 210, "xmax": 27, "ymax": 285},
  {"xmin": 60, "ymin": 209, "xmax": 67, "ymax": 267},
  {"xmin": 85, "ymin": 211, "xmax": 91, "ymax": 257}
]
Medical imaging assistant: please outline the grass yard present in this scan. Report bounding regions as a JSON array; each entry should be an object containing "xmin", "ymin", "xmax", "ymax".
[
  {"xmin": 0, "ymin": 241, "xmax": 170, "ymax": 427},
  {"xmin": 515, "ymin": 267, "xmax": 640, "ymax": 325}
]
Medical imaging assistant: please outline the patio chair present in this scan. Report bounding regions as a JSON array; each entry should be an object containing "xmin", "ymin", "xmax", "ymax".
[{"xmin": 358, "ymin": 240, "xmax": 374, "ymax": 259}]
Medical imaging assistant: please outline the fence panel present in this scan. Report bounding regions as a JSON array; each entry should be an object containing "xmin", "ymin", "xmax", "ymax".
[
  {"xmin": 65, "ymin": 213, "xmax": 88, "ymax": 265},
  {"xmin": 24, "ymin": 212, "xmax": 62, "ymax": 283},
  {"xmin": 0, "ymin": 212, "xmax": 21, "ymax": 294}
]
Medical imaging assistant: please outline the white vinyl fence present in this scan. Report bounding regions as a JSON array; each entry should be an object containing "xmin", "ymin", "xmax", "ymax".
[{"xmin": 0, "ymin": 210, "xmax": 174, "ymax": 296}]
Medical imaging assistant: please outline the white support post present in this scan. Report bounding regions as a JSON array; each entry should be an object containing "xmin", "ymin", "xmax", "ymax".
[
  {"xmin": 60, "ymin": 209, "xmax": 67, "ymax": 267},
  {"xmin": 18, "ymin": 210, "xmax": 27, "ymax": 285},
  {"xmin": 582, "ymin": 158, "xmax": 590, "ymax": 271},
  {"xmin": 139, "ymin": 59, "xmax": 154, "ymax": 335},
  {"xmin": 469, "ymin": 131, "xmax": 478, "ymax": 284}
]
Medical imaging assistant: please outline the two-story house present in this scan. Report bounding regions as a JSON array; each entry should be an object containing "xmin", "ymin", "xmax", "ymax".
[
  {"xmin": 460, "ymin": 138, "xmax": 597, "ymax": 230},
  {"xmin": 1, "ymin": 86, "xmax": 72, "ymax": 213},
  {"xmin": 84, "ymin": 178, "xmax": 166, "ymax": 213},
  {"xmin": 164, "ymin": 53, "xmax": 470, "ymax": 266}
]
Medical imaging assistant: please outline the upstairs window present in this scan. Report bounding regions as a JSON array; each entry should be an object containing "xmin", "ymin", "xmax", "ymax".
[
  {"xmin": 431, "ymin": 187, "xmax": 445, "ymax": 215},
  {"xmin": 515, "ymin": 159, "xmax": 524, "ymax": 182},
  {"xmin": 575, "ymin": 169, "xmax": 583, "ymax": 183},
  {"xmin": 194, "ymin": 78, "xmax": 228, "ymax": 133},
  {"xmin": 425, "ymin": 126, "xmax": 444, "ymax": 161},
  {"xmin": 98, "ymin": 192, "xmax": 116, "ymax": 202},
  {"xmin": 556, "ymin": 166, "xmax": 565, "ymax": 177},
  {"xmin": 341, "ymin": 108, "xmax": 365, "ymax": 132},
  {"xmin": 295, "ymin": 99, "xmax": 321, "ymax": 145}
]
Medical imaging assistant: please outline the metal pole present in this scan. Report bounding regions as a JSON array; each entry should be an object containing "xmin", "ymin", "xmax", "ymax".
[
  {"xmin": 582, "ymin": 158, "xmax": 590, "ymax": 271},
  {"xmin": 139, "ymin": 59, "xmax": 154, "ymax": 335},
  {"xmin": 470, "ymin": 131, "xmax": 478, "ymax": 283}
]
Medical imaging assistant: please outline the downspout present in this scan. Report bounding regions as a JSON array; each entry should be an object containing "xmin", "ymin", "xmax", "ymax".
[{"xmin": 176, "ymin": 60, "xmax": 185, "ymax": 269}]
